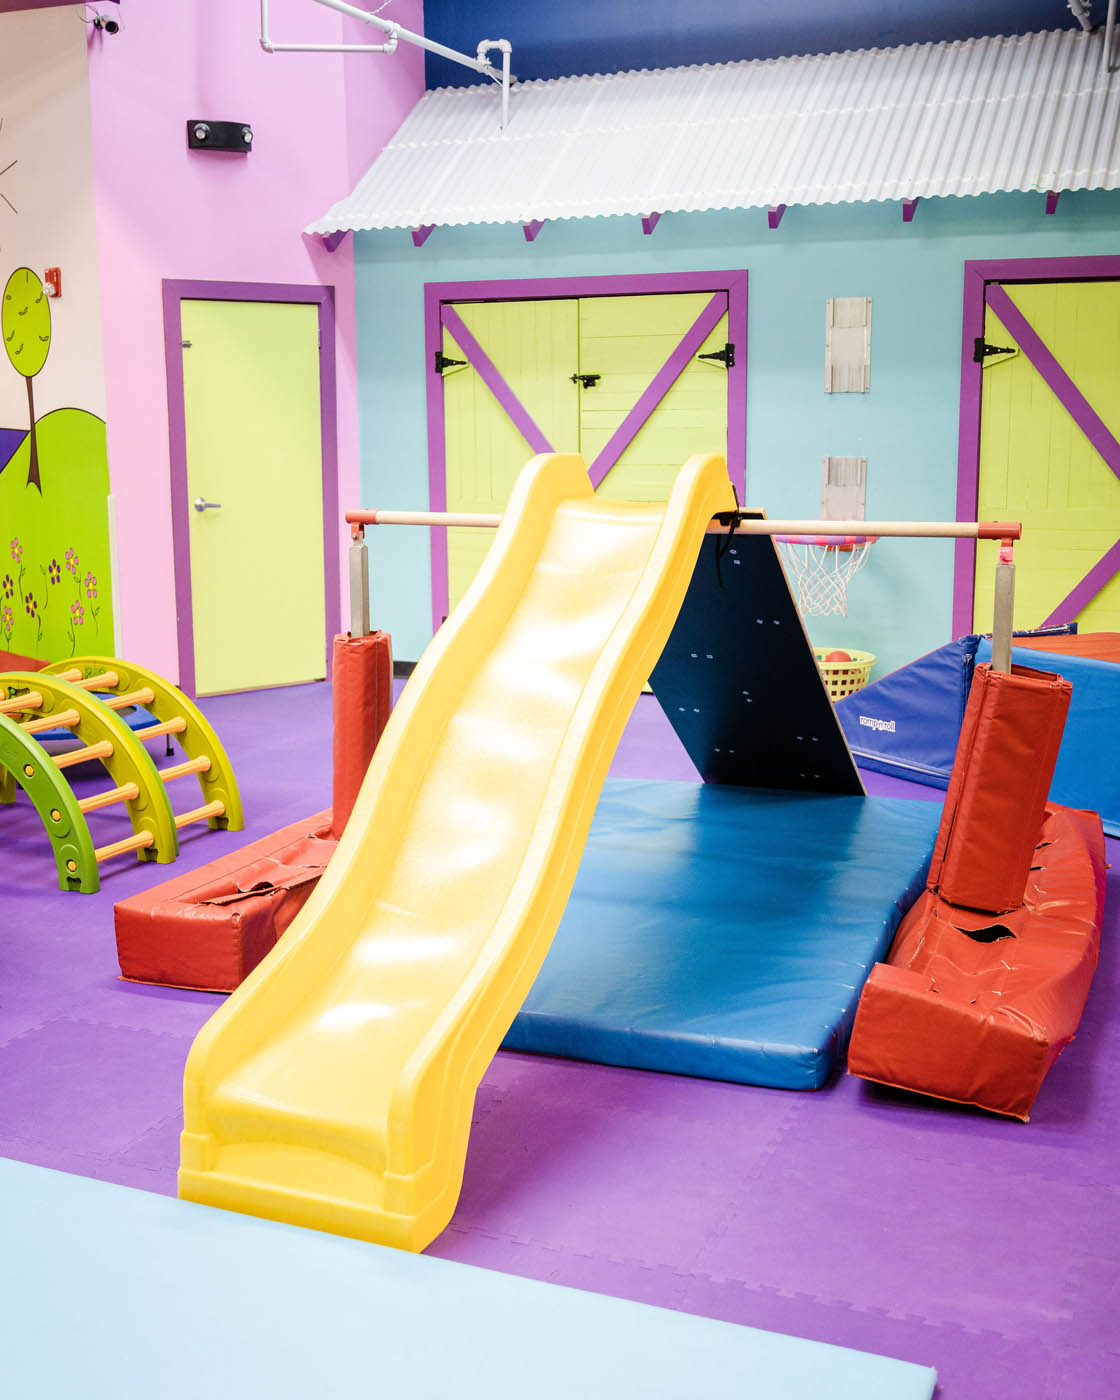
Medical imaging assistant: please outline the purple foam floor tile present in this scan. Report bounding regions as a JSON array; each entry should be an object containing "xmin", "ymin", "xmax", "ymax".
[
  {"xmin": 445, "ymin": 1053, "xmax": 805, "ymax": 1269},
  {"xmin": 0, "ymin": 1019, "xmax": 192, "ymax": 1160},
  {"xmin": 1, "ymin": 677, "xmax": 1118, "ymax": 1400},
  {"xmin": 696, "ymin": 1126, "xmax": 1095, "ymax": 1340}
]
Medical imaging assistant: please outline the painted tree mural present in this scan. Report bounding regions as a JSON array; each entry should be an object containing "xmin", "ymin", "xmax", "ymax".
[{"xmin": 2, "ymin": 266, "xmax": 51, "ymax": 492}]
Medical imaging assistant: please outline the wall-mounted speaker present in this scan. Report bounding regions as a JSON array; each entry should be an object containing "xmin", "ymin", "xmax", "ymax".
[{"xmin": 187, "ymin": 121, "xmax": 254, "ymax": 153}]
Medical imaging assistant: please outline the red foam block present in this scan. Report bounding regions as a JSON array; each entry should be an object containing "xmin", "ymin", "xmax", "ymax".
[
  {"xmin": 113, "ymin": 812, "xmax": 339, "ymax": 992},
  {"xmin": 849, "ymin": 803, "xmax": 1106, "ymax": 1119}
]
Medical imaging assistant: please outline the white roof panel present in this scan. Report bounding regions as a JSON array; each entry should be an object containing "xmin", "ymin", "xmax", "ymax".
[{"xmin": 308, "ymin": 29, "xmax": 1120, "ymax": 234}]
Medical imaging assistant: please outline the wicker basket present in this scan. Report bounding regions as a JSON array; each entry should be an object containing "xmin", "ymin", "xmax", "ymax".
[{"xmin": 814, "ymin": 647, "xmax": 876, "ymax": 701}]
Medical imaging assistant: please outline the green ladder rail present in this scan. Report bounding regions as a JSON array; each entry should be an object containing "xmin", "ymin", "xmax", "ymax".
[
  {"xmin": 0, "ymin": 670, "xmax": 179, "ymax": 876},
  {"xmin": 43, "ymin": 656, "xmax": 244, "ymax": 833},
  {"xmin": 0, "ymin": 711, "xmax": 99, "ymax": 893}
]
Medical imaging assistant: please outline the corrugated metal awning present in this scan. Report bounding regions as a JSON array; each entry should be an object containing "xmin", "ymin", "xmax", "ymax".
[{"xmin": 308, "ymin": 28, "xmax": 1120, "ymax": 234}]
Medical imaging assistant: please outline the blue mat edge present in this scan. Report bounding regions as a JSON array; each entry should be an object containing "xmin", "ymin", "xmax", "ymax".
[
  {"xmin": 505, "ymin": 784, "xmax": 941, "ymax": 1089},
  {"xmin": 1, "ymin": 1157, "xmax": 938, "ymax": 1400}
]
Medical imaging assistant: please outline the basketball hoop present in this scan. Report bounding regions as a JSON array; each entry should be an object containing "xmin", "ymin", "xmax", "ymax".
[{"xmin": 775, "ymin": 534, "xmax": 877, "ymax": 616}]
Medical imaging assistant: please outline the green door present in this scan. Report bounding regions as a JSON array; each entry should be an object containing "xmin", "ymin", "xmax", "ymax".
[
  {"xmin": 181, "ymin": 299, "xmax": 327, "ymax": 694},
  {"xmin": 440, "ymin": 291, "xmax": 731, "ymax": 613},
  {"xmin": 973, "ymin": 281, "xmax": 1120, "ymax": 633}
]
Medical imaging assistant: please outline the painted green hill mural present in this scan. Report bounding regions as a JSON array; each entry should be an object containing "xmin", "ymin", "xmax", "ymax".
[{"xmin": 1, "ymin": 407, "xmax": 114, "ymax": 659}]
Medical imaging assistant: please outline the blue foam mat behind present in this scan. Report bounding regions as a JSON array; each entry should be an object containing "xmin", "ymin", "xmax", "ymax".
[
  {"xmin": 2, "ymin": 1159, "xmax": 937, "ymax": 1400},
  {"xmin": 505, "ymin": 780, "xmax": 942, "ymax": 1090}
]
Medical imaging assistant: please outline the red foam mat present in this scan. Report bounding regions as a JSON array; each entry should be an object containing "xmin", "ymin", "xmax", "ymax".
[
  {"xmin": 848, "ymin": 803, "xmax": 1107, "ymax": 1119},
  {"xmin": 114, "ymin": 812, "xmax": 339, "ymax": 993},
  {"xmin": 926, "ymin": 661, "xmax": 1071, "ymax": 914}
]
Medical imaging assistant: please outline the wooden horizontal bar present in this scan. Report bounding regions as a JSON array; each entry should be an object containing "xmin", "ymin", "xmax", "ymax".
[
  {"xmin": 344, "ymin": 508, "xmax": 1023, "ymax": 541},
  {"xmin": 62, "ymin": 670, "xmax": 120, "ymax": 692},
  {"xmin": 0, "ymin": 691, "xmax": 42, "ymax": 715},
  {"xmin": 136, "ymin": 717, "xmax": 188, "ymax": 742},
  {"xmin": 101, "ymin": 686, "xmax": 156, "ymax": 711},
  {"xmin": 21, "ymin": 708, "xmax": 80, "ymax": 735},
  {"xmin": 160, "ymin": 756, "xmax": 211, "ymax": 782},
  {"xmin": 53, "ymin": 739, "xmax": 114, "ymax": 770},
  {"xmin": 95, "ymin": 829, "xmax": 155, "ymax": 863},
  {"xmin": 78, "ymin": 781, "xmax": 140, "ymax": 815},
  {"xmin": 175, "ymin": 799, "xmax": 225, "ymax": 829}
]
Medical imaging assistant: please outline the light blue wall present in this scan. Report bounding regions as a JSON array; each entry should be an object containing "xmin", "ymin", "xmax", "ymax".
[{"xmin": 354, "ymin": 189, "xmax": 1120, "ymax": 673}]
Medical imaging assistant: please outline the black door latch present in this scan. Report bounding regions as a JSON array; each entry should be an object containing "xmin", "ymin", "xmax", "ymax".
[
  {"xmin": 697, "ymin": 342, "xmax": 735, "ymax": 368},
  {"xmin": 570, "ymin": 372, "xmax": 601, "ymax": 388},
  {"xmin": 972, "ymin": 337, "xmax": 1017, "ymax": 363},
  {"xmin": 434, "ymin": 350, "xmax": 468, "ymax": 374}
]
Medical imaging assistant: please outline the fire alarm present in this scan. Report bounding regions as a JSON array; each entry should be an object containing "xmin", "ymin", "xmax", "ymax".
[
  {"xmin": 43, "ymin": 268, "xmax": 61, "ymax": 298},
  {"xmin": 187, "ymin": 120, "xmax": 254, "ymax": 153}
]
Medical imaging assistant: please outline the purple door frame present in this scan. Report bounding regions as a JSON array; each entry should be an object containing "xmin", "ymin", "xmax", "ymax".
[
  {"xmin": 954, "ymin": 255, "xmax": 1120, "ymax": 637},
  {"xmin": 424, "ymin": 269, "xmax": 748, "ymax": 631},
  {"xmin": 162, "ymin": 279, "xmax": 341, "ymax": 696}
]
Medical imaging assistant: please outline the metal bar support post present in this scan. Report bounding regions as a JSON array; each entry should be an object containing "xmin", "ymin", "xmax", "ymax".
[
  {"xmin": 991, "ymin": 538, "xmax": 1016, "ymax": 674},
  {"xmin": 348, "ymin": 527, "xmax": 371, "ymax": 639}
]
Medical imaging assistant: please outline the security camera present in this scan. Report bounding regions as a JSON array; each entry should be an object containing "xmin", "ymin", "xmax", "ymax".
[{"xmin": 93, "ymin": 15, "xmax": 120, "ymax": 34}]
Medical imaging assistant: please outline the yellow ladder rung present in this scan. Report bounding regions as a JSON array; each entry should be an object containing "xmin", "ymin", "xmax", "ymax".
[
  {"xmin": 78, "ymin": 781, "xmax": 140, "ymax": 814},
  {"xmin": 101, "ymin": 686, "xmax": 156, "ymax": 711},
  {"xmin": 0, "ymin": 690, "xmax": 42, "ymax": 715},
  {"xmin": 175, "ymin": 800, "xmax": 225, "ymax": 830},
  {"xmin": 53, "ymin": 739, "xmax": 115, "ymax": 771},
  {"xmin": 94, "ymin": 829, "xmax": 156, "ymax": 863},
  {"xmin": 161, "ymin": 756, "xmax": 211, "ymax": 782},
  {"xmin": 21, "ymin": 708, "xmax": 80, "ymax": 735},
  {"xmin": 137, "ymin": 717, "xmax": 188, "ymax": 742}
]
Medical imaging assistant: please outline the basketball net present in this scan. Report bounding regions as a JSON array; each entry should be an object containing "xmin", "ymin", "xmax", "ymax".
[{"xmin": 775, "ymin": 535, "xmax": 876, "ymax": 617}]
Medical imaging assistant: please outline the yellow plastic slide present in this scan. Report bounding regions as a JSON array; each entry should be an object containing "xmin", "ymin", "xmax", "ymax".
[{"xmin": 180, "ymin": 452, "xmax": 735, "ymax": 1251}]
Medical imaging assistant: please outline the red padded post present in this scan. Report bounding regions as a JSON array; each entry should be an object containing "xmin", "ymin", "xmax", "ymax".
[
  {"xmin": 926, "ymin": 662, "xmax": 1072, "ymax": 913},
  {"xmin": 331, "ymin": 631, "xmax": 393, "ymax": 839}
]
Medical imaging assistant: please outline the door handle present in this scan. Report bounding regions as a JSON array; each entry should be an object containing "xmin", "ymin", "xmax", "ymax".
[{"xmin": 193, "ymin": 497, "xmax": 222, "ymax": 512}]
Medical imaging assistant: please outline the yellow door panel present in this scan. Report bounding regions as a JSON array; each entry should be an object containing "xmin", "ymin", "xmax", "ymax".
[
  {"xmin": 973, "ymin": 285, "xmax": 1120, "ymax": 634},
  {"xmin": 453, "ymin": 299, "xmax": 580, "ymax": 456},
  {"xmin": 441, "ymin": 291, "xmax": 730, "ymax": 608},
  {"xmin": 442, "ymin": 302, "xmax": 579, "ymax": 613},
  {"xmin": 579, "ymin": 294, "xmax": 728, "ymax": 502},
  {"xmin": 182, "ymin": 300, "xmax": 326, "ymax": 694}
]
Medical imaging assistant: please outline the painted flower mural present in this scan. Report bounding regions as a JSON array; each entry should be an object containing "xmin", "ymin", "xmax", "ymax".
[{"xmin": 1, "ymin": 261, "xmax": 114, "ymax": 660}]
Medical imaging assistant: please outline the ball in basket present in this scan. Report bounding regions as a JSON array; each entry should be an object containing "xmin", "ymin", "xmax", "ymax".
[{"xmin": 824, "ymin": 650, "xmax": 853, "ymax": 663}]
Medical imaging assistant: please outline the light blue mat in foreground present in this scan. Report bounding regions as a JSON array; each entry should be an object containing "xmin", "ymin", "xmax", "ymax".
[
  {"xmin": 2, "ymin": 1159, "xmax": 936, "ymax": 1399},
  {"xmin": 507, "ymin": 781, "xmax": 942, "ymax": 1089}
]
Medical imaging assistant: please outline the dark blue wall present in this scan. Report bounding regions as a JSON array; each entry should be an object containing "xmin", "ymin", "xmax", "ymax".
[{"xmin": 422, "ymin": 1, "xmax": 1096, "ymax": 87}]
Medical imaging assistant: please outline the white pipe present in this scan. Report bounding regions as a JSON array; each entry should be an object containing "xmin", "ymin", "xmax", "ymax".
[
  {"xmin": 346, "ymin": 510, "xmax": 1021, "ymax": 541},
  {"xmin": 1105, "ymin": 0, "xmax": 1118, "ymax": 73},
  {"xmin": 477, "ymin": 39, "xmax": 513, "ymax": 128},
  {"xmin": 311, "ymin": 0, "xmax": 505, "ymax": 79},
  {"xmin": 261, "ymin": 0, "xmax": 396, "ymax": 52},
  {"xmin": 1068, "ymin": 0, "xmax": 1094, "ymax": 33}
]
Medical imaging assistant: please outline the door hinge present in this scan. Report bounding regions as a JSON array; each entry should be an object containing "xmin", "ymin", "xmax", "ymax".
[
  {"xmin": 697, "ymin": 341, "xmax": 734, "ymax": 368},
  {"xmin": 181, "ymin": 340, "xmax": 192, "ymax": 349},
  {"xmin": 570, "ymin": 372, "xmax": 601, "ymax": 388},
  {"xmin": 434, "ymin": 350, "xmax": 468, "ymax": 374},
  {"xmin": 973, "ymin": 337, "xmax": 1017, "ymax": 363}
]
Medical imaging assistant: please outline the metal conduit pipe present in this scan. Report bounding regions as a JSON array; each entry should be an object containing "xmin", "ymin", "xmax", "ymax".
[
  {"xmin": 259, "ymin": 1, "xmax": 513, "ymax": 124},
  {"xmin": 260, "ymin": 0, "xmax": 395, "ymax": 53},
  {"xmin": 477, "ymin": 39, "xmax": 513, "ymax": 128},
  {"xmin": 1105, "ymin": 0, "xmax": 1118, "ymax": 73},
  {"xmin": 1068, "ymin": 0, "xmax": 1093, "ymax": 33}
]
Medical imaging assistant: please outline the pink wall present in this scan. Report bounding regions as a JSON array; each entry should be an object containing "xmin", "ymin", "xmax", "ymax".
[{"xmin": 86, "ymin": 0, "xmax": 424, "ymax": 682}]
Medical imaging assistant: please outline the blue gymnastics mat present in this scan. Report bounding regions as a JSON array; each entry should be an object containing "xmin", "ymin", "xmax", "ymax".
[
  {"xmin": 1, "ymin": 1159, "xmax": 936, "ymax": 1399},
  {"xmin": 505, "ymin": 780, "xmax": 942, "ymax": 1089}
]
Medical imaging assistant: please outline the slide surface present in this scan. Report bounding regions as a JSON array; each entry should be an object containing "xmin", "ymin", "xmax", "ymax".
[{"xmin": 180, "ymin": 453, "xmax": 735, "ymax": 1250}]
